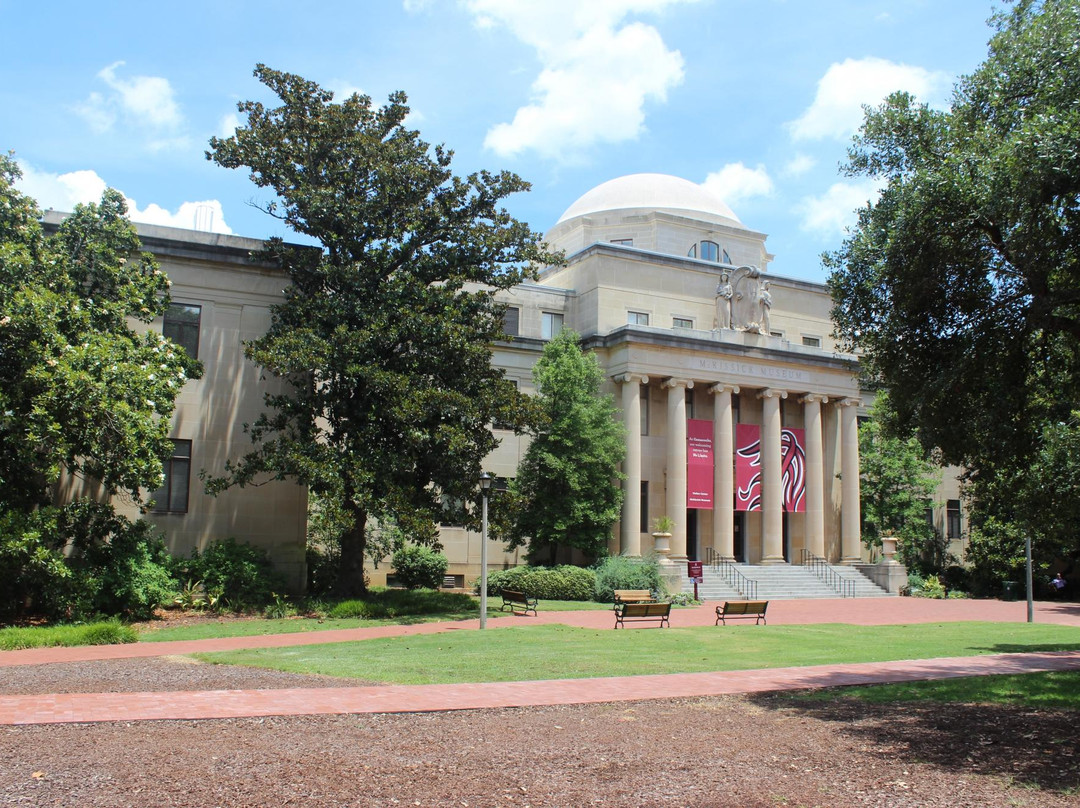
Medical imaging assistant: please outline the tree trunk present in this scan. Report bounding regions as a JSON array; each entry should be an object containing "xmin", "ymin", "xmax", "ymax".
[{"xmin": 337, "ymin": 505, "xmax": 368, "ymax": 597}]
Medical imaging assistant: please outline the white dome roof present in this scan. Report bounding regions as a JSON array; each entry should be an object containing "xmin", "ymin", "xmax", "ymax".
[{"xmin": 556, "ymin": 173, "xmax": 742, "ymax": 226}]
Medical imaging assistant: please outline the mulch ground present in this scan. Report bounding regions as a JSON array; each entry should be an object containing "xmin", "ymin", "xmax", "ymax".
[{"xmin": 1, "ymin": 655, "xmax": 1078, "ymax": 807}]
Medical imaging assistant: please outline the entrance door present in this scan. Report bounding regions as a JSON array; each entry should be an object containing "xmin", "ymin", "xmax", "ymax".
[
  {"xmin": 687, "ymin": 510, "xmax": 698, "ymax": 560},
  {"xmin": 733, "ymin": 512, "xmax": 745, "ymax": 562}
]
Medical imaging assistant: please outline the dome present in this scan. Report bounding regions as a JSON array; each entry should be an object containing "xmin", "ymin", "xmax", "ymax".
[{"xmin": 555, "ymin": 173, "xmax": 743, "ymax": 227}]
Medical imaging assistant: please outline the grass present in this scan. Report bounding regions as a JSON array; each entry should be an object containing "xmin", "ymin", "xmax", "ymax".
[
  {"xmin": 784, "ymin": 670, "xmax": 1080, "ymax": 710},
  {"xmin": 194, "ymin": 621, "xmax": 1080, "ymax": 685},
  {"xmin": 0, "ymin": 620, "xmax": 137, "ymax": 650}
]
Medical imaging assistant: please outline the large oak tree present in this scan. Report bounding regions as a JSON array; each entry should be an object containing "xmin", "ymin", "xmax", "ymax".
[
  {"xmin": 206, "ymin": 66, "xmax": 557, "ymax": 595},
  {"xmin": 826, "ymin": 0, "xmax": 1080, "ymax": 577}
]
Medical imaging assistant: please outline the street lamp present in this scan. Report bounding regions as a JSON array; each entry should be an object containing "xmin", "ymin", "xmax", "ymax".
[{"xmin": 479, "ymin": 472, "xmax": 492, "ymax": 630}]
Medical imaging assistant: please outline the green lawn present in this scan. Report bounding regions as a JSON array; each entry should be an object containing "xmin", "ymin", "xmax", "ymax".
[
  {"xmin": 0, "ymin": 621, "xmax": 137, "ymax": 651},
  {"xmin": 194, "ymin": 621, "xmax": 1080, "ymax": 685},
  {"xmin": 137, "ymin": 599, "xmax": 611, "ymax": 643},
  {"xmin": 784, "ymin": 670, "xmax": 1080, "ymax": 710}
]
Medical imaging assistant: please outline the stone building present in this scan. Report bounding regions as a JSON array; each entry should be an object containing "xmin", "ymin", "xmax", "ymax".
[{"xmin": 51, "ymin": 173, "xmax": 966, "ymax": 593}]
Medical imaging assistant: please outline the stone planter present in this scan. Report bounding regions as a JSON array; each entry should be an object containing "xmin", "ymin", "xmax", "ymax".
[
  {"xmin": 881, "ymin": 536, "xmax": 898, "ymax": 563},
  {"xmin": 652, "ymin": 532, "xmax": 671, "ymax": 555}
]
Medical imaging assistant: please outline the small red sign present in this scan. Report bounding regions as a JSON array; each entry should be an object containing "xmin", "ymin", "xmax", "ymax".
[{"xmin": 687, "ymin": 561, "xmax": 703, "ymax": 583}]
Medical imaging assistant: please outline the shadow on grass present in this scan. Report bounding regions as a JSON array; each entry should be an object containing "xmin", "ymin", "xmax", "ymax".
[{"xmin": 750, "ymin": 690, "xmax": 1080, "ymax": 792}]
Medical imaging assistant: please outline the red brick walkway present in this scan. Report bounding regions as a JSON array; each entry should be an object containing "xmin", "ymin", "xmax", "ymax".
[{"xmin": 2, "ymin": 598, "xmax": 1078, "ymax": 725}]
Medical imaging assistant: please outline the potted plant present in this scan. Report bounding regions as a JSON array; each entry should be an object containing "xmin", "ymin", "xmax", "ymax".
[{"xmin": 652, "ymin": 515, "xmax": 674, "ymax": 555}]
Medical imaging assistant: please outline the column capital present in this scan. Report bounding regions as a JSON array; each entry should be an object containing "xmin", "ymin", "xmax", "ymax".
[
  {"xmin": 708, "ymin": 383, "xmax": 740, "ymax": 396},
  {"xmin": 758, "ymin": 387, "xmax": 788, "ymax": 400},
  {"xmin": 614, "ymin": 373, "xmax": 650, "ymax": 385},
  {"xmin": 661, "ymin": 377, "xmax": 694, "ymax": 390},
  {"xmin": 800, "ymin": 393, "xmax": 830, "ymax": 405},
  {"xmin": 837, "ymin": 397, "xmax": 863, "ymax": 408}
]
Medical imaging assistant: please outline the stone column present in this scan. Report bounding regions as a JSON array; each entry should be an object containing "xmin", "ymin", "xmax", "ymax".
[
  {"xmin": 616, "ymin": 373, "xmax": 649, "ymax": 556},
  {"xmin": 759, "ymin": 388, "xmax": 787, "ymax": 564},
  {"xmin": 708, "ymin": 383, "xmax": 739, "ymax": 561},
  {"xmin": 662, "ymin": 378, "xmax": 693, "ymax": 559},
  {"xmin": 839, "ymin": 398, "xmax": 863, "ymax": 564},
  {"xmin": 800, "ymin": 394, "xmax": 828, "ymax": 559}
]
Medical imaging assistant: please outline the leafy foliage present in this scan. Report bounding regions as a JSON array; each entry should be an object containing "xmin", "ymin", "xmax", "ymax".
[
  {"xmin": 591, "ymin": 554, "xmax": 664, "ymax": 603},
  {"xmin": 858, "ymin": 394, "xmax": 942, "ymax": 568},
  {"xmin": 204, "ymin": 66, "xmax": 557, "ymax": 595},
  {"xmin": 0, "ymin": 154, "xmax": 200, "ymax": 513},
  {"xmin": 825, "ymin": 2, "xmax": 1080, "ymax": 582},
  {"xmin": 484, "ymin": 564, "xmax": 596, "ymax": 600},
  {"xmin": 327, "ymin": 588, "xmax": 476, "ymax": 619},
  {"xmin": 506, "ymin": 329, "xmax": 626, "ymax": 562},
  {"xmin": 173, "ymin": 538, "xmax": 285, "ymax": 610},
  {"xmin": 0, "ymin": 502, "xmax": 175, "ymax": 621},
  {"xmin": 391, "ymin": 544, "xmax": 449, "ymax": 590}
]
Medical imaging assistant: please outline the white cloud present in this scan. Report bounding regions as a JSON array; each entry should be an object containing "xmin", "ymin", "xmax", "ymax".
[
  {"xmin": 75, "ymin": 62, "xmax": 184, "ymax": 139},
  {"xmin": 701, "ymin": 162, "xmax": 773, "ymax": 207},
  {"xmin": 795, "ymin": 179, "xmax": 880, "ymax": 239},
  {"xmin": 218, "ymin": 112, "xmax": 241, "ymax": 139},
  {"xmin": 467, "ymin": 0, "xmax": 697, "ymax": 160},
  {"xmin": 789, "ymin": 57, "xmax": 951, "ymax": 142},
  {"xmin": 14, "ymin": 162, "xmax": 232, "ymax": 235},
  {"xmin": 783, "ymin": 153, "xmax": 816, "ymax": 177}
]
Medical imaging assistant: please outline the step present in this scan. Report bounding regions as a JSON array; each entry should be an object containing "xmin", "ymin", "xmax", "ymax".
[{"xmin": 671, "ymin": 562, "xmax": 894, "ymax": 599}]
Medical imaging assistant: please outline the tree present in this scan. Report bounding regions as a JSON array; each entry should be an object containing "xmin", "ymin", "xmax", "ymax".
[
  {"xmin": 205, "ymin": 66, "xmax": 557, "ymax": 596},
  {"xmin": 0, "ymin": 154, "xmax": 199, "ymax": 619},
  {"xmin": 826, "ymin": 1, "xmax": 1080, "ymax": 571},
  {"xmin": 858, "ymin": 394, "xmax": 942, "ymax": 572},
  {"xmin": 506, "ymin": 329, "xmax": 626, "ymax": 563}
]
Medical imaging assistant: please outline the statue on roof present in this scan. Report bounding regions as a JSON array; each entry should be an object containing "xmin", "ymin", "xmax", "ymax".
[{"xmin": 714, "ymin": 271, "xmax": 733, "ymax": 330}]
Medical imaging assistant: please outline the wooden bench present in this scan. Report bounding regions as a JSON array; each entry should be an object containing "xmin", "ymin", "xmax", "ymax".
[
  {"xmin": 613, "ymin": 589, "xmax": 656, "ymax": 605},
  {"xmin": 614, "ymin": 601, "xmax": 671, "ymax": 628},
  {"xmin": 715, "ymin": 600, "xmax": 769, "ymax": 625},
  {"xmin": 499, "ymin": 589, "xmax": 537, "ymax": 616}
]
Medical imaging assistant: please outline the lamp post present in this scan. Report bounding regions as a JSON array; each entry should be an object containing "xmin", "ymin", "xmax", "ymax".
[{"xmin": 479, "ymin": 472, "xmax": 492, "ymax": 630}]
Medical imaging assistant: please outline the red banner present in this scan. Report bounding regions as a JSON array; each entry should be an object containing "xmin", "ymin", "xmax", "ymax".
[
  {"xmin": 735, "ymin": 423, "xmax": 761, "ymax": 511},
  {"xmin": 736, "ymin": 424, "xmax": 807, "ymax": 512},
  {"xmin": 781, "ymin": 428, "xmax": 806, "ymax": 513},
  {"xmin": 686, "ymin": 418, "xmax": 714, "ymax": 509}
]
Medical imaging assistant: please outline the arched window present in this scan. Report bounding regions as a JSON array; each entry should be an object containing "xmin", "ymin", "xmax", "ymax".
[
  {"xmin": 687, "ymin": 243, "xmax": 697, "ymax": 258},
  {"xmin": 700, "ymin": 241, "xmax": 719, "ymax": 262},
  {"xmin": 722, "ymin": 249, "xmax": 732, "ymax": 264}
]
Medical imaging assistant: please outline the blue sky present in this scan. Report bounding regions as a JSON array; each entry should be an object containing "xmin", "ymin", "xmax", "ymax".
[{"xmin": 4, "ymin": 0, "xmax": 1001, "ymax": 283}]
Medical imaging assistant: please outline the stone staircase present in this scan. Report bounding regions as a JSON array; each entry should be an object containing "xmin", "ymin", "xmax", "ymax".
[{"xmin": 669, "ymin": 561, "xmax": 894, "ymax": 600}]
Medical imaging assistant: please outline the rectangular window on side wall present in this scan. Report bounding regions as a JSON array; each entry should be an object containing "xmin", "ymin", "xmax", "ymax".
[
  {"xmin": 163, "ymin": 303, "xmax": 201, "ymax": 360},
  {"xmin": 640, "ymin": 481, "xmax": 649, "ymax": 533},
  {"xmin": 770, "ymin": 330, "xmax": 784, "ymax": 339},
  {"xmin": 151, "ymin": 439, "xmax": 191, "ymax": 513},
  {"xmin": 640, "ymin": 384, "xmax": 649, "ymax": 435},
  {"xmin": 541, "ymin": 311, "xmax": 564, "ymax": 340},
  {"xmin": 610, "ymin": 238, "xmax": 633, "ymax": 246},
  {"xmin": 947, "ymin": 499, "xmax": 962, "ymax": 539},
  {"xmin": 673, "ymin": 317, "xmax": 693, "ymax": 329},
  {"xmin": 628, "ymin": 311, "xmax": 649, "ymax": 326},
  {"xmin": 802, "ymin": 335, "xmax": 821, "ymax": 348},
  {"xmin": 501, "ymin": 307, "xmax": 520, "ymax": 337}
]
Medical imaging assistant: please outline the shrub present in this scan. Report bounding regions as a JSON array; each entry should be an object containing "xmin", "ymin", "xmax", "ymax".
[
  {"xmin": 912, "ymin": 574, "xmax": 947, "ymax": 599},
  {"xmin": 392, "ymin": 544, "xmax": 449, "ymax": 590},
  {"xmin": 592, "ymin": 555, "xmax": 664, "ymax": 603},
  {"xmin": 176, "ymin": 538, "xmax": 284, "ymax": 610},
  {"xmin": 327, "ymin": 588, "xmax": 475, "ymax": 619},
  {"xmin": 484, "ymin": 565, "xmax": 595, "ymax": 600}
]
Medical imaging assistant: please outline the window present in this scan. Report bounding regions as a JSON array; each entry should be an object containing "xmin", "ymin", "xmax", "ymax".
[
  {"xmin": 770, "ymin": 331, "xmax": 784, "ymax": 339},
  {"xmin": 700, "ymin": 241, "xmax": 719, "ymax": 262},
  {"xmin": 628, "ymin": 311, "xmax": 649, "ymax": 326},
  {"xmin": 722, "ymin": 249, "xmax": 732, "ymax": 264},
  {"xmin": 502, "ymin": 306, "xmax": 520, "ymax": 337},
  {"xmin": 610, "ymin": 238, "xmax": 633, "ymax": 246},
  {"xmin": 163, "ymin": 303, "xmax": 201, "ymax": 359},
  {"xmin": 947, "ymin": 499, "xmax": 962, "ymax": 539},
  {"xmin": 151, "ymin": 439, "xmax": 191, "ymax": 513},
  {"xmin": 673, "ymin": 317, "xmax": 693, "ymax": 329},
  {"xmin": 541, "ymin": 311, "xmax": 563, "ymax": 340},
  {"xmin": 640, "ymin": 481, "xmax": 649, "ymax": 533},
  {"xmin": 687, "ymin": 244, "xmax": 697, "ymax": 258},
  {"xmin": 685, "ymin": 388, "xmax": 694, "ymax": 419},
  {"xmin": 802, "ymin": 335, "xmax": 821, "ymax": 348},
  {"xmin": 640, "ymin": 384, "xmax": 649, "ymax": 435}
]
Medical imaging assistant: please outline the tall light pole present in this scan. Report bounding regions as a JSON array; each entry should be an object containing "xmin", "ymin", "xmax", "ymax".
[{"xmin": 479, "ymin": 472, "xmax": 492, "ymax": 630}]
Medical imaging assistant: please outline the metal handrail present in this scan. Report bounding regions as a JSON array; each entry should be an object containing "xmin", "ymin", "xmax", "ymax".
[
  {"xmin": 799, "ymin": 549, "xmax": 856, "ymax": 597},
  {"xmin": 705, "ymin": 547, "xmax": 758, "ymax": 599}
]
